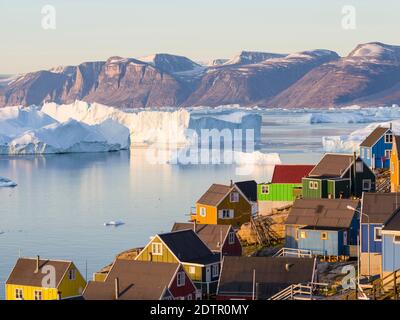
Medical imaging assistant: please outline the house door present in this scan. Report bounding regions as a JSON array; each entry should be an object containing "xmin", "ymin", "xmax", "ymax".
[{"xmin": 206, "ymin": 266, "xmax": 211, "ymax": 282}]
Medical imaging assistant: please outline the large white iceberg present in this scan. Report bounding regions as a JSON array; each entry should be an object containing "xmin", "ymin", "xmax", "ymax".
[{"xmin": 0, "ymin": 105, "xmax": 130, "ymax": 155}]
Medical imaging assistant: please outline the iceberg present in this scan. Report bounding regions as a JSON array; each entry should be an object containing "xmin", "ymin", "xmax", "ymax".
[
  {"xmin": 104, "ymin": 220, "xmax": 125, "ymax": 227},
  {"xmin": 0, "ymin": 176, "xmax": 17, "ymax": 187},
  {"xmin": 322, "ymin": 120, "xmax": 400, "ymax": 152}
]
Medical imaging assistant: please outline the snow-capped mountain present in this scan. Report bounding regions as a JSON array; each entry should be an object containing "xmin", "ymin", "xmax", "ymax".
[
  {"xmin": 1, "ymin": 43, "xmax": 400, "ymax": 109},
  {"xmin": 269, "ymin": 42, "xmax": 400, "ymax": 108}
]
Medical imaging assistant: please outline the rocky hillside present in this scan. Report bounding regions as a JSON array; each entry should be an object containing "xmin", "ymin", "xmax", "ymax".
[{"xmin": 1, "ymin": 42, "xmax": 400, "ymax": 109}]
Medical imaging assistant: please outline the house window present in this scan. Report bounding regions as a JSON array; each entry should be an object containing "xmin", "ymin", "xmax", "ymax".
[
  {"xmin": 356, "ymin": 161, "xmax": 364, "ymax": 173},
  {"xmin": 177, "ymin": 271, "xmax": 185, "ymax": 287},
  {"xmin": 374, "ymin": 227, "xmax": 382, "ymax": 242},
  {"xmin": 309, "ymin": 181, "xmax": 318, "ymax": 190},
  {"xmin": 152, "ymin": 243, "xmax": 163, "ymax": 255},
  {"xmin": 187, "ymin": 294, "xmax": 193, "ymax": 300},
  {"xmin": 228, "ymin": 232, "xmax": 235, "ymax": 245},
  {"xmin": 261, "ymin": 185, "xmax": 269, "ymax": 194},
  {"xmin": 15, "ymin": 288, "xmax": 23, "ymax": 300},
  {"xmin": 219, "ymin": 209, "xmax": 234, "ymax": 219},
  {"xmin": 200, "ymin": 207, "xmax": 206, "ymax": 217},
  {"xmin": 68, "ymin": 268, "xmax": 76, "ymax": 281},
  {"xmin": 385, "ymin": 133, "xmax": 393, "ymax": 144},
  {"xmin": 212, "ymin": 264, "xmax": 219, "ymax": 277},
  {"xmin": 188, "ymin": 266, "xmax": 196, "ymax": 274},
  {"xmin": 300, "ymin": 231, "xmax": 307, "ymax": 239},
  {"xmin": 394, "ymin": 236, "xmax": 400, "ymax": 244},
  {"xmin": 34, "ymin": 290, "xmax": 42, "ymax": 300},
  {"xmin": 385, "ymin": 150, "xmax": 392, "ymax": 158},
  {"xmin": 343, "ymin": 231, "xmax": 348, "ymax": 245},
  {"xmin": 362, "ymin": 179, "xmax": 372, "ymax": 191},
  {"xmin": 230, "ymin": 192, "xmax": 239, "ymax": 203},
  {"xmin": 367, "ymin": 149, "xmax": 371, "ymax": 159},
  {"xmin": 321, "ymin": 232, "xmax": 328, "ymax": 240}
]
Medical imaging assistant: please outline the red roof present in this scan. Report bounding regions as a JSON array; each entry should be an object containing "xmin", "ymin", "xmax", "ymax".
[{"xmin": 271, "ymin": 165, "xmax": 315, "ymax": 184}]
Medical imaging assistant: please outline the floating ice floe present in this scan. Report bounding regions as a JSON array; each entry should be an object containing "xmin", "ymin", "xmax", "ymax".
[
  {"xmin": 322, "ymin": 120, "xmax": 400, "ymax": 152},
  {"xmin": 104, "ymin": 220, "xmax": 125, "ymax": 227},
  {"xmin": 0, "ymin": 176, "xmax": 17, "ymax": 187}
]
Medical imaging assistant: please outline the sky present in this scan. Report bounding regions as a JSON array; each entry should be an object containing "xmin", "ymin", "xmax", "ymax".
[{"xmin": 0, "ymin": 0, "xmax": 399, "ymax": 74}]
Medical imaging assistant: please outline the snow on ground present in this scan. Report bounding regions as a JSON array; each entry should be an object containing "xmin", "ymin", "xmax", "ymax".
[{"xmin": 0, "ymin": 176, "xmax": 17, "ymax": 187}]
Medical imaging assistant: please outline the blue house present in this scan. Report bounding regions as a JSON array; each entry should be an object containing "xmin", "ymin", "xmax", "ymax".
[
  {"xmin": 360, "ymin": 193, "xmax": 400, "ymax": 277},
  {"xmin": 285, "ymin": 198, "xmax": 360, "ymax": 257},
  {"xmin": 382, "ymin": 206, "xmax": 400, "ymax": 277},
  {"xmin": 360, "ymin": 126, "xmax": 393, "ymax": 169}
]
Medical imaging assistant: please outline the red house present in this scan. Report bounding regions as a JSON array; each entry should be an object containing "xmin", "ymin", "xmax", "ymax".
[
  {"xmin": 172, "ymin": 222, "xmax": 242, "ymax": 256},
  {"xmin": 83, "ymin": 260, "xmax": 198, "ymax": 300}
]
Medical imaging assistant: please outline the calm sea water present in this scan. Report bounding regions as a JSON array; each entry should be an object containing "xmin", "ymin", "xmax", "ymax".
[{"xmin": 0, "ymin": 114, "xmax": 365, "ymax": 299}]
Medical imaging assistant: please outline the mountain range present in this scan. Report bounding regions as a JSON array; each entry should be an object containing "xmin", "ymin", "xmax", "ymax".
[{"xmin": 1, "ymin": 42, "xmax": 400, "ymax": 109}]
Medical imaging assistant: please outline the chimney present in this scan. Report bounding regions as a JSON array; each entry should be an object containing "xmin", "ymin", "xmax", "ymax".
[
  {"xmin": 230, "ymin": 180, "xmax": 233, "ymax": 187},
  {"xmin": 35, "ymin": 255, "xmax": 40, "ymax": 273},
  {"xmin": 115, "ymin": 278, "xmax": 120, "ymax": 300},
  {"xmin": 390, "ymin": 122, "xmax": 393, "ymax": 130}
]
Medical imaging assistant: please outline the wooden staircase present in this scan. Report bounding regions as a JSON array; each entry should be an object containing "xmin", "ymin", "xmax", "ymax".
[
  {"xmin": 250, "ymin": 216, "xmax": 281, "ymax": 246},
  {"xmin": 269, "ymin": 282, "xmax": 328, "ymax": 300},
  {"xmin": 342, "ymin": 269, "xmax": 400, "ymax": 300}
]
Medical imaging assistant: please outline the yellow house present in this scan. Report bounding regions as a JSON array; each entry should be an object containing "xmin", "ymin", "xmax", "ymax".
[
  {"xmin": 391, "ymin": 135, "xmax": 400, "ymax": 192},
  {"xmin": 192, "ymin": 183, "xmax": 253, "ymax": 227},
  {"xmin": 136, "ymin": 229, "xmax": 220, "ymax": 295},
  {"xmin": 5, "ymin": 256, "xmax": 86, "ymax": 300}
]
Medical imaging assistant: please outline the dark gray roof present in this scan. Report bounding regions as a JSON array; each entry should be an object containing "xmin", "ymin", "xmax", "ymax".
[
  {"xmin": 159, "ymin": 229, "xmax": 220, "ymax": 265},
  {"xmin": 360, "ymin": 127, "xmax": 390, "ymax": 147},
  {"xmin": 362, "ymin": 193, "xmax": 400, "ymax": 224},
  {"xmin": 234, "ymin": 181, "xmax": 257, "ymax": 202},
  {"xmin": 171, "ymin": 223, "xmax": 232, "ymax": 251},
  {"xmin": 217, "ymin": 256, "xmax": 315, "ymax": 299},
  {"xmin": 83, "ymin": 260, "xmax": 179, "ymax": 300},
  {"xmin": 197, "ymin": 184, "xmax": 231, "ymax": 206},
  {"xmin": 383, "ymin": 207, "xmax": 400, "ymax": 231},
  {"xmin": 308, "ymin": 154, "xmax": 355, "ymax": 178},
  {"xmin": 6, "ymin": 257, "xmax": 72, "ymax": 287},
  {"xmin": 286, "ymin": 199, "xmax": 360, "ymax": 229}
]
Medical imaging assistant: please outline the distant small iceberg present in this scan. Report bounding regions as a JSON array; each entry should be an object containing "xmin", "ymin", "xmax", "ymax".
[
  {"xmin": 0, "ymin": 176, "xmax": 17, "ymax": 188},
  {"xmin": 104, "ymin": 220, "xmax": 125, "ymax": 227}
]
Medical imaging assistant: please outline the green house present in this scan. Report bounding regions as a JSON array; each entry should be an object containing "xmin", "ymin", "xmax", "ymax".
[
  {"xmin": 302, "ymin": 153, "xmax": 376, "ymax": 199},
  {"xmin": 258, "ymin": 165, "xmax": 314, "ymax": 215}
]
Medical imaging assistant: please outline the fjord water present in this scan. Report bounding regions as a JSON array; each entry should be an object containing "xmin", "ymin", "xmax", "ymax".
[{"xmin": 0, "ymin": 112, "xmax": 364, "ymax": 298}]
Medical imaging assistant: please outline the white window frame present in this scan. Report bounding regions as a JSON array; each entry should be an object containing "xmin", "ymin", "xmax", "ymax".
[
  {"xmin": 219, "ymin": 209, "xmax": 234, "ymax": 219},
  {"xmin": 374, "ymin": 227, "xmax": 383, "ymax": 242},
  {"xmin": 187, "ymin": 294, "xmax": 193, "ymax": 300},
  {"xmin": 394, "ymin": 235, "xmax": 400, "ymax": 244},
  {"xmin": 228, "ymin": 232, "xmax": 235, "ymax": 245},
  {"xmin": 199, "ymin": 207, "xmax": 206, "ymax": 217},
  {"xmin": 34, "ymin": 290, "xmax": 42, "ymax": 300},
  {"xmin": 261, "ymin": 185, "xmax": 269, "ymax": 195},
  {"xmin": 15, "ymin": 288, "xmax": 23, "ymax": 300},
  {"xmin": 300, "ymin": 231, "xmax": 307, "ymax": 239},
  {"xmin": 68, "ymin": 268, "xmax": 76, "ymax": 281},
  {"xmin": 230, "ymin": 192, "xmax": 239, "ymax": 203},
  {"xmin": 152, "ymin": 242, "xmax": 163, "ymax": 256},
  {"xmin": 385, "ymin": 133, "xmax": 393, "ymax": 144},
  {"xmin": 362, "ymin": 179, "xmax": 372, "ymax": 191},
  {"xmin": 211, "ymin": 264, "xmax": 219, "ymax": 277},
  {"xmin": 177, "ymin": 271, "xmax": 185, "ymax": 287},
  {"xmin": 188, "ymin": 266, "xmax": 196, "ymax": 274},
  {"xmin": 309, "ymin": 181, "xmax": 318, "ymax": 190}
]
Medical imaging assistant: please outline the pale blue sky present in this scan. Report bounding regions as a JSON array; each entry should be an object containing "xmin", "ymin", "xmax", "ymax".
[{"xmin": 1, "ymin": 0, "xmax": 399, "ymax": 73}]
